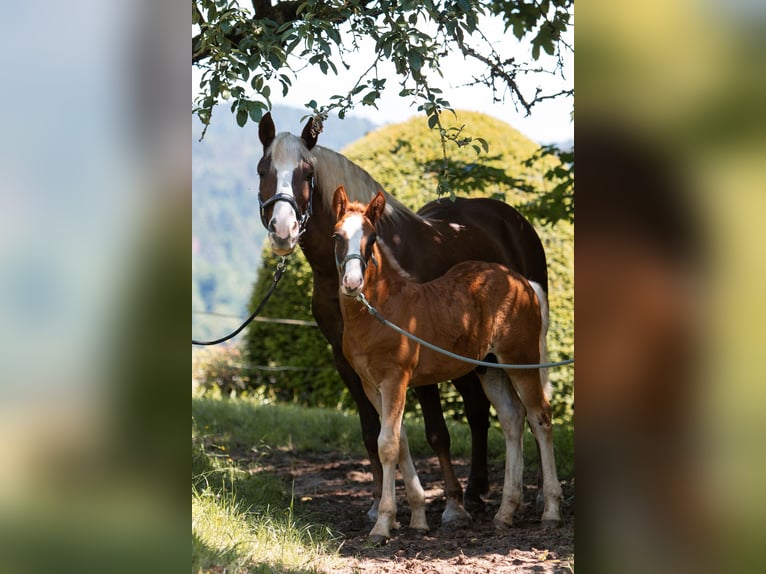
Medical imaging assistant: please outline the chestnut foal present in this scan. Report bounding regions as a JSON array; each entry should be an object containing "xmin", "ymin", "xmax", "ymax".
[{"xmin": 332, "ymin": 187, "xmax": 562, "ymax": 544}]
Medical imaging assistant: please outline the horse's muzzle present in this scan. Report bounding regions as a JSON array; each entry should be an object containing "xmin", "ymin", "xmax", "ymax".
[{"xmin": 268, "ymin": 231, "xmax": 298, "ymax": 256}]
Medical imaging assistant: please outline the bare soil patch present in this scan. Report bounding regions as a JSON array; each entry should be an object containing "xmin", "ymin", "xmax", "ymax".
[{"xmin": 256, "ymin": 449, "xmax": 574, "ymax": 573}]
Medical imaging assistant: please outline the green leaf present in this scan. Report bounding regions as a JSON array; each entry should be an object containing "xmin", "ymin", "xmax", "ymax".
[{"xmin": 236, "ymin": 108, "xmax": 248, "ymax": 127}]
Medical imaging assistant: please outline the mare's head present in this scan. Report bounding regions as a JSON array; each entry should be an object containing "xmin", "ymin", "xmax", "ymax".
[
  {"xmin": 257, "ymin": 112, "xmax": 320, "ymax": 255},
  {"xmin": 332, "ymin": 186, "xmax": 386, "ymax": 297}
]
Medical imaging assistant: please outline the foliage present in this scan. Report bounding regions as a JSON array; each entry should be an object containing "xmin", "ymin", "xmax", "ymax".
[
  {"xmin": 243, "ymin": 246, "xmax": 355, "ymax": 411},
  {"xmin": 193, "ymin": 346, "xmax": 249, "ymax": 397},
  {"xmin": 192, "ymin": 0, "xmax": 573, "ymax": 134},
  {"xmin": 522, "ymin": 144, "xmax": 574, "ymax": 225},
  {"xmin": 243, "ymin": 112, "xmax": 574, "ymax": 426}
]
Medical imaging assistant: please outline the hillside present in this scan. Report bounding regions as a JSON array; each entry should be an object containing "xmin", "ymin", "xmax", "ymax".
[{"xmin": 192, "ymin": 105, "xmax": 377, "ymax": 340}]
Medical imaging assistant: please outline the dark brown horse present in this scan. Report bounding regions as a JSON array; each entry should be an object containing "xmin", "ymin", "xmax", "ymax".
[
  {"xmin": 333, "ymin": 187, "xmax": 561, "ymax": 543},
  {"xmin": 256, "ymin": 112, "xmax": 549, "ymax": 525}
]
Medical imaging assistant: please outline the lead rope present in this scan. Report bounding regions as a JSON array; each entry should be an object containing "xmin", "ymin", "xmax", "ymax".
[
  {"xmin": 354, "ymin": 292, "xmax": 574, "ymax": 370},
  {"xmin": 192, "ymin": 257, "xmax": 287, "ymax": 346}
]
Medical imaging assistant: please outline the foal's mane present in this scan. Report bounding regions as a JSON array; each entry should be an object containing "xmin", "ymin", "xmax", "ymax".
[{"xmin": 269, "ymin": 131, "xmax": 421, "ymax": 227}]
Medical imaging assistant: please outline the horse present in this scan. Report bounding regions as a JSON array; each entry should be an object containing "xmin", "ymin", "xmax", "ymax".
[
  {"xmin": 256, "ymin": 112, "xmax": 550, "ymax": 526},
  {"xmin": 332, "ymin": 186, "xmax": 562, "ymax": 543}
]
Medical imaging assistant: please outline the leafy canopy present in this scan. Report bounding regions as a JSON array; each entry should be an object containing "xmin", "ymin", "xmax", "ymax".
[
  {"xmin": 193, "ymin": 1, "xmax": 573, "ymax": 222},
  {"xmin": 193, "ymin": 0, "xmax": 572, "ymax": 129}
]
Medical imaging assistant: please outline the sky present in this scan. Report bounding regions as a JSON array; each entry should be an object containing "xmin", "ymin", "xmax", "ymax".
[{"xmin": 193, "ymin": 12, "xmax": 573, "ymax": 145}]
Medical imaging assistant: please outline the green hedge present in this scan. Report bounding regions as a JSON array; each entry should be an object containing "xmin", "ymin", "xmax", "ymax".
[{"xmin": 243, "ymin": 111, "xmax": 573, "ymax": 425}]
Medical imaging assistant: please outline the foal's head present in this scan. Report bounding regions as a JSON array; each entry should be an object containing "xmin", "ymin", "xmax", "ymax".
[{"xmin": 332, "ymin": 186, "xmax": 386, "ymax": 297}]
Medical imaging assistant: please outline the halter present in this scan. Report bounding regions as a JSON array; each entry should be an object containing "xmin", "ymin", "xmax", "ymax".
[
  {"xmin": 335, "ymin": 234, "xmax": 378, "ymax": 275},
  {"xmin": 258, "ymin": 175, "xmax": 315, "ymax": 236}
]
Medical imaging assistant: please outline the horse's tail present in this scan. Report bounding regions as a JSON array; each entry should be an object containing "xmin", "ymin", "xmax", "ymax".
[{"xmin": 529, "ymin": 281, "xmax": 552, "ymax": 400}]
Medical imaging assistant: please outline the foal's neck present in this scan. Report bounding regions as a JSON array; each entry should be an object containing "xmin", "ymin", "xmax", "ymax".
[{"xmin": 362, "ymin": 238, "xmax": 412, "ymax": 302}]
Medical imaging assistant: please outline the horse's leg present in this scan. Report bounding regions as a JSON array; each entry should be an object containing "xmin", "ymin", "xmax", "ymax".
[
  {"xmin": 396, "ymin": 422, "xmax": 428, "ymax": 532},
  {"xmin": 477, "ymin": 367, "xmax": 526, "ymax": 528},
  {"xmin": 505, "ymin": 368, "xmax": 562, "ymax": 527},
  {"xmin": 451, "ymin": 373, "xmax": 491, "ymax": 511},
  {"xmin": 413, "ymin": 385, "xmax": 471, "ymax": 527}
]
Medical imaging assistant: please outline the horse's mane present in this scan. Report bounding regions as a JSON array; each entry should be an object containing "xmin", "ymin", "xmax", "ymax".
[
  {"xmin": 312, "ymin": 146, "xmax": 420, "ymax": 228},
  {"xmin": 374, "ymin": 237, "xmax": 414, "ymax": 281},
  {"xmin": 269, "ymin": 132, "xmax": 421, "ymax": 227}
]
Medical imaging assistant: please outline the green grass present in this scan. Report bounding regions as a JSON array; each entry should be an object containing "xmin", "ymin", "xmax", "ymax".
[
  {"xmin": 192, "ymin": 413, "xmax": 342, "ymax": 573},
  {"xmin": 192, "ymin": 395, "xmax": 574, "ymax": 478},
  {"xmin": 191, "ymin": 395, "xmax": 574, "ymax": 573}
]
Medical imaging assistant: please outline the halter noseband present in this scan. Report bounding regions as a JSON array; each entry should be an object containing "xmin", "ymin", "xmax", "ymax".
[
  {"xmin": 336, "ymin": 234, "xmax": 378, "ymax": 275},
  {"xmin": 258, "ymin": 175, "xmax": 315, "ymax": 236}
]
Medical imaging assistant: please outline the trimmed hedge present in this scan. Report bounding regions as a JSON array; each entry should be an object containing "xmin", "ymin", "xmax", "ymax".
[{"xmin": 244, "ymin": 111, "xmax": 573, "ymax": 425}]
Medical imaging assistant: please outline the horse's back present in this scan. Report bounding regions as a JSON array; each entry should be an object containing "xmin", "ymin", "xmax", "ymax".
[{"xmin": 415, "ymin": 197, "xmax": 548, "ymax": 291}]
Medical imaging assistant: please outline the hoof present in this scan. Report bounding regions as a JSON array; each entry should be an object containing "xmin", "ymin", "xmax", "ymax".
[
  {"xmin": 441, "ymin": 499, "xmax": 473, "ymax": 530},
  {"xmin": 463, "ymin": 493, "xmax": 486, "ymax": 514},
  {"xmin": 440, "ymin": 511, "xmax": 472, "ymax": 532},
  {"xmin": 368, "ymin": 534, "xmax": 389, "ymax": 546},
  {"xmin": 541, "ymin": 519, "xmax": 560, "ymax": 529},
  {"xmin": 493, "ymin": 517, "xmax": 514, "ymax": 530}
]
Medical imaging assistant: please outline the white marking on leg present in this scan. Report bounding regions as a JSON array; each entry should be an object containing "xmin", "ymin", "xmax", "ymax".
[
  {"xmin": 397, "ymin": 424, "xmax": 428, "ymax": 531},
  {"xmin": 478, "ymin": 368, "xmax": 525, "ymax": 527}
]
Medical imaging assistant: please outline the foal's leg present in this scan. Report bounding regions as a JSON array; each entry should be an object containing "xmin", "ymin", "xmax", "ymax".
[
  {"xmin": 477, "ymin": 367, "xmax": 527, "ymax": 527},
  {"xmin": 506, "ymin": 368, "xmax": 562, "ymax": 527},
  {"xmin": 396, "ymin": 423, "xmax": 428, "ymax": 532},
  {"xmin": 363, "ymin": 376, "xmax": 417, "ymax": 544},
  {"xmin": 413, "ymin": 385, "xmax": 471, "ymax": 526},
  {"xmin": 328, "ymin": 343, "xmax": 383, "ymax": 521}
]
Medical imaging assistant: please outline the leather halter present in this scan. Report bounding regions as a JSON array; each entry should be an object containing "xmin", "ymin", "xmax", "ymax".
[
  {"xmin": 258, "ymin": 175, "xmax": 315, "ymax": 236},
  {"xmin": 336, "ymin": 234, "xmax": 378, "ymax": 275}
]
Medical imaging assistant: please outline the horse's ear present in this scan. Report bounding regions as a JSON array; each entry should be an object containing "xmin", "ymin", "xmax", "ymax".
[
  {"xmin": 301, "ymin": 117, "xmax": 319, "ymax": 150},
  {"xmin": 332, "ymin": 186, "xmax": 348, "ymax": 221},
  {"xmin": 259, "ymin": 112, "xmax": 275, "ymax": 149},
  {"xmin": 365, "ymin": 191, "xmax": 386, "ymax": 226}
]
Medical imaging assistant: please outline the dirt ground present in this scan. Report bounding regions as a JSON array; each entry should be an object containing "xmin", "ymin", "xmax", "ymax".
[{"xmin": 258, "ymin": 449, "xmax": 574, "ymax": 573}]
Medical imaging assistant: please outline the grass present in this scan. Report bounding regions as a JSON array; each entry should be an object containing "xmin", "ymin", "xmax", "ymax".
[
  {"xmin": 192, "ymin": 394, "xmax": 574, "ymax": 573},
  {"xmin": 192, "ymin": 413, "xmax": 342, "ymax": 573}
]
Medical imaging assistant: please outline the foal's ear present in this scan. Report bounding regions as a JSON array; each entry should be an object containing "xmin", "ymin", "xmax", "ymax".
[
  {"xmin": 258, "ymin": 112, "xmax": 275, "ymax": 149},
  {"xmin": 365, "ymin": 191, "xmax": 386, "ymax": 226},
  {"xmin": 332, "ymin": 186, "xmax": 348, "ymax": 221},
  {"xmin": 301, "ymin": 117, "xmax": 319, "ymax": 150}
]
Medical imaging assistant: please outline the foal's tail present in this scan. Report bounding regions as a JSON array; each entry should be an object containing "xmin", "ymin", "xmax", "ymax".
[{"xmin": 529, "ymin": 281, "xmax": 552, "ymax": 400}]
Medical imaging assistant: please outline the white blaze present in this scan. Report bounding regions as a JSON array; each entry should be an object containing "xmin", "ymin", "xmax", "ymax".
[{"xmin": 340, "ymin": 214, "xmax": 365, "ymax": 293}]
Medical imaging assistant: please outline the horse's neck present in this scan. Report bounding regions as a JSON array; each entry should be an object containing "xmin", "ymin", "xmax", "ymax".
[{"xmin": 314, "ymin": 146, "xmax": 431, "ymax": 249}]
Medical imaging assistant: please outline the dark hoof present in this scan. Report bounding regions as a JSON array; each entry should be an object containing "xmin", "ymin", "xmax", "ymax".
[
  {"xmin": 541, "ymin": 519, "xmax": 560, "ymax": 529},
  {"xmin": 463, "ymin": 493, "xmax": 486, "ymax": 514},
  {"xmin": 439, "ymin": 515, "xmax": 472, "ymax": 533},
  {"xmin": 368, "ymin": 534, "xmax": 389, "ymax": 546}
]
